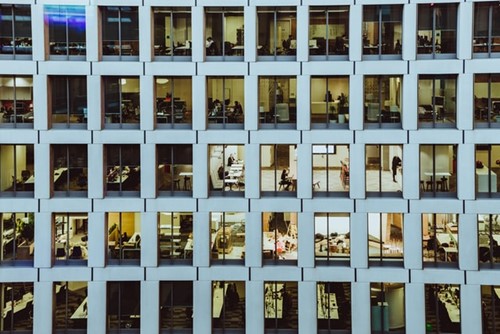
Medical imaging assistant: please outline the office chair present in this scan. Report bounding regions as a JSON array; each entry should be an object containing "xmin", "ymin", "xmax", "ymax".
[
  {"xmin": 70, "ymin": 246, "xmax": 83, "ymax": 259},
  {"xmin": 275, "ymin": 103, "xmax": 289, "ymax": 122}
]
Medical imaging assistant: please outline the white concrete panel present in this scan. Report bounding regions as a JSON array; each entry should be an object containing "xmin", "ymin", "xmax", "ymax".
[
  {"xmin": 350, "ymin": 212, "xmax": 368, "ymax": 268},
  {"xmin": 140, "ymin": 211, "xmax": 158, "ymax": 268},
  {"xmin": 34, "ymin": 212, "xmax": 53, "ymax": 268},
  {"xmin": 297, "ymin": 144, "xmax": 312, "ymax": 199},
  {"xmin": 140, "ymin": 143, "xmax": 156, "ymax": 199},
  {"xmin": 34, "ymin": 281, "xmax": 53, "ymax": 333},
  {"xmin": 351, "ymin": 282, "xmax": 370, "ymax": 333},
  {"xmin": 35, "ymin": 143, "xmax": 50, "ymax": 199},
  {"xmin": 245, "ymin": 211, "xmax": 263, "ymax": 268},
  {"xmin": 298, "ymin": 212, "xmax": 314, "ymax": 268}
]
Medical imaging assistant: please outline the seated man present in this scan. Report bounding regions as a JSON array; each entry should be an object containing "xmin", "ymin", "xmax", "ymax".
[{"xmin": 279, "ymin": 169, "xmax": 293, "ymax": 190}]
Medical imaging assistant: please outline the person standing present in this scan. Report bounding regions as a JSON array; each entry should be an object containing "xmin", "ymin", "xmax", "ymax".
[{"xmin": 392, "ymin": 156, "xmax": 402, "ymax": 182}]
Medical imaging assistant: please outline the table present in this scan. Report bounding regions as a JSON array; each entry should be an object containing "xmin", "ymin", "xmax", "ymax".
[
  {"xmin": 317, "ymin": 285, "xmax": 339, "ymax": 319},
  {"xmin": 264, "ymin": 283, "xmax": 284, "ymax": 318},
  {"xmin": 232, "ymin": 45, "xmax": 244, "ymax": 56},
  {"xmin": 476, "ymin": 166, "xmax": 497, "ymax": 192}
]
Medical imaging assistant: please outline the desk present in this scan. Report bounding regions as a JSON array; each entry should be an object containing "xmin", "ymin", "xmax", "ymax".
[
  {"xmin": 476, "ymin": 167, "xmax": 497, "ymax": 192},
  {"xmin": 436, "ymin": 233, "xmax": 458, "ymax": 246},
  {"xmin": 71, "ymin": 297, "xmax": 88, "ymax": 319},
  {"xmin": 2, "ymin": 292, "xmax": 33, "ymax": 319},
  {"xmin": 265, "ymin": 283, "xmax": 284, "ymax": 318},
  {"xmin": 317, "ymin": 285, "xmax": 339, "ymax": 319},
  {"xmin": 437, "ymin": 288, "xmax": 460, "ymax": 323},
  {"xmin": 213, "ymin": 283, "xmax": 228, "ymax": 318},
  {"xmin": 232, "ymin": 45, "xmax": 244, "ymax": 56}
]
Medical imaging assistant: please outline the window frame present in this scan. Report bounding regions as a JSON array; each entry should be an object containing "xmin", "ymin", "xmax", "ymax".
[
  {"xmin": 0, "ymin": 212, "xmax": 35, "ymax": 264},
  {"xmin": 53, "ymin": 281, "xmax": 88, "ymax": 331},
  {"xmin": 364, "ymin": 75, "xmax": 402, "ymax": 128},
  {"xmin": 153, "ymin": 7, "xmax": 192, "ymax": 61},
  {"xmin": 205, "ymin": 7, "xmax": 244, "ymax": 61},
  {"xmin": 478, "ymin": 214, "xmax": 500, "ymax": 267},
  {"xmin": 259, "ymin": 76, "xmax": 297, "ymax": 129},
  {"xmin": 309, "ymin": 6, "xmax": 350, "ymax": 60},
  {"xmin": 419, "ymin": 144, "xmax": 457, "ymax": 198},
  {"xmin": 210, "ymin": 212, "xmax": 245, "ymax": 264},
  {"xmin": 422, "ymin": 213, "xmax": 459, "ymax": 267},
  {"xmin": 362, "ymin": 5, "xmax": 403, "ymax": 60},
  {"xmin": 49, "ymin": 75, "xmax": 87, "ymax": 129},
  {"xmin": 105, "ymin": 144, "xmax": 141, "ymax": 197},
  {"xmin": 257, "ymin": 6, "xmax": 297, "ymax": 61},
  {"xmin": 417, "ymin": 3, "xmax": 458, "ymax": 59},
  {"xmin": 368, "ymin": 213, "xmax": 404, "ymax": 266},
  {"xmin": 101, "ymin": 6, "xmax": 139, "ymax": 60},
  {"xmin": 474, "ymin": 74, "xmax": 500, "ymax": 128},
  {"xmin": 473, "ymin": 2, "xmax": 500, "ymax": 58},
  {"xmin": 52, "ymin": 144, "xmax": 88, "ymax": 196},
  {"xmin": 310, "ymin": 76, "xmax": 350, "ymax": 129},
  {"xmin": 107, "ymin": 281, "xmax": 140, "ymax": 330},
  {"xmin": 53, "ymin": 213, "xmax": 88, "ymax": 265},
  {"xmin": 45, "ymin": 5, "xmax": 86, "ymax": 60},
  {"xmin": 262, "ymin": 212, "xmax": 298, "ymax": 264},
  {"xmin": 155, "ymin": 76, "xmax": 192, "ymax": 129},
  {"xmin": 209, "ymin": 144, "xmax": 245, "ymax": 196},
  {"xmin": 0, "ymin": 144, "xmax": 35, "ymax": 197},
  {"xmin": 260, "ymin": 144, "xmax": 297, "ymax": 196},
  {"xmin": 160, "ymin": 281, "xmax": 194, "ymax": 330},
  {"xmin": 0, "ymin": 75, "xmax": 34, "ymax": 129},
  {"xmin": 365, "ymin": 144, "xmax": 403, "ymax": 196},
  {"xmin": 157, "ymin": 144, "xmax": 193, "ymax": 196},
  {"xmin": 0, "ymin": 4, "xmax": 32, "ymax": 60},
  {"xmin": 314, "ymin": 213, "xmax": 350, "ymax": 264},
  {"xmin": 425, "ymin": 284, "xmax": 461, "ymax": 333},
  {"xmin": 207, "ymin": 76, "xmax": 245, "ymax": 129}
]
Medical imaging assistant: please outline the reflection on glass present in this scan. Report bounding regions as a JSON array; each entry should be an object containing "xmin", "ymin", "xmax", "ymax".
[
  {"xmin": 262, "ymin": 212, "xmax": 297, "ymax": 261},
  {"xmin": 153, "ymin": 7, "xmax": 191, "ymax": 58},
  {"xmin": 155, "ymin": 77, "xmax": 192, "ymax": 126},
  {"xmin": 481, "ymin": 285, "xmax": 500, "ymax": 333},
  {"xmin": 54, "ymin": 213, "xmax": 88, "ymax": 262},
  {"xmin": 474, "ymin": 74, "xmax": 500, "ymax": 126},
  {"xmin": 364, "ymin": 76, "xmax": 402, "ymax": 126},
  {"xmin": 417, "ymin": 4, "xmax": 457, "ymax": 56},
  {"xmin": 473, "ymin": 3, "xmax": 500, "ymax": 56},
  {"xmin": 0, "ymin": 76, "xmax": 34, "ymax": 127},
  {"xmin": 103, "ymin": 77, "xmax": 140, "ymax": 127},
  {"xmin": 102, "ymin": 7, "xmax": 139, "ymax": 57},
  {"xmin": 363, "ymin": 5, "xmax": 402, "ymax": 57},
  {"xmin": 368, "ymin": 213, "xmax": 403, "ymax": 262},
  {"xmin": 45, "ymin": 5, "xmax": 86, "ymax": 57},
  {"xmin": 157, "ymin": 145, "xmax": 193, "ymax": 194},
  {"xmin": 365, "ymin": 145, "xmax": 403, "ymax": 194},
  {"xmin": 205, "ymin": 7, "xmax": 244, "ymax": 58},
  {"xmin": 50, "ymin": 76, "xmax": 87, "ymax": 127},
  {"xmin": 52, "ymin": 145, "xmax": 87, "ymax": 193},
  {"xmin": 259, "ymin": 77, "xmax": 297, "ymax": 127},
  {"xmin": 260, "ymin": 144, "xmax": 297, "ymax": 193},
  {"xmin": 264, "ymin": 281, "xmax": 298, "ymax": 330},
  {"xmin": 54, "ymin": 282, "xmax": 88, "ymax": 330},
  {"xmin": 0, "ymin": 212, "xmax": 34, "ymax": 262},
  {"xmin": 418, "ymin": 75, "xmax": 457, "ymax": 127},
  {"xmin": 425, "ymin": 284, "xmax": 460, "ymax": 333},
  {"xmin": 210, "ymin": 212, "xmax": 245, "ymax": 262},
  {"xmin": 314, "ymin": 213, "xmax": 350, "ymax": 262},
  {"xmin": 107, "ymin": 213, "xmax": 141, "ymax": 263},
  {"xmin": 107, "ymin": 281, "xmax": 140, "ymax": 330},
  {"xmin": 160, "ymin": 281, "xmax": 193, "ymax": 330},
  {"xmin": 317, "ymin": 282, "xmax": 351, "ymax": 331},
  {"xmin": 370, "ymin": 283, "xmax": 405, "ymax": 333},
  {"xmin": 422, "ymin": 213, "xmax": 458, "ymax": 264},
  {"xmin": 312, "ymin": 145, "xmax": 350, "ymax": 194},
  {"xmin": 0, "ymin": 5, "xmax": 32, "ymax": 57},
  {"xmin": 310, "ymin": 77, "xmax": 349, "ymax": 127},
  {"xmin": 105, "ymin": 145, "xmax": 140, "ymax": 194},
  {"xmin": 207, "ymin": 77, "xmax": 244, "ymax": 127},
  {"xmin": 309, "ymin": 7, "xmax": 349, "ymax": 57},
  {"xmin": 0, "ymin": 144, "xmax": 35, "ymax": 194},
  {"xmin": 419, "ymin": 145, "xmax": 457, "ymax": 196},
  {"xmin": 209, "ymin": 145, "xmax": 245, "ymax": 193},
  {"xmin": 257, "ymin": 7, "xmax": 297, "ymax": 58},
  {"xmin": 0, "ymin": 283, "xmax": 34, "ymax": 331},
  {"xmin": 478, "ymin": 214, "xmax": 500, "ymax": 265},
  {"xmin": 158, "ymin": 212, "xmax": 193, "ymax": 261},
  {"xmin": 212, "ymin": 281, "xmax": 245, "ymax": 330}
]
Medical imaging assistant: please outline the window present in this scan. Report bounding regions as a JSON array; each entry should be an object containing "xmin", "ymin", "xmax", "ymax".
[
  {"xmin": 105, "ymin": 145, "xmax": 140, "ymax": 196},
  {"xmin": 0, "ymin": 75, "xmax": 34, "ymax": 128},
  {"xmin": 259, "ymin": 77, "xmax": 297, "ymax": 128},
  {"xmin": 481, "ymin": 285, "xmax": 500, "ymax": 334},
  {"xmin": 368, "ymin": 213, "xmax": 403, "ymax": 265},
  {"xmin": 0, "ymin": 5, "xmax": 32, "ymax": 59},
  {"xmin": 103, "ymin": 76, "xmax": 140, "ymax": 128},
  {"xmin": 212, "ymin": 281, "xmax": 245, "ymax": 331},
  {"xmin": 314, "ymin": 213, "xmax": 350, "ymax": 264},
  {"xmin": 107, "ymin": 281, "xmax": 140, "ymax": 330},
  {"xmin": 313, "ymin": 145, "xmax": 350, "ymax": 195},
  {"xmin": 257, "ymin": 7, "xmax": 297, "ymax": 60},
  {"xmin": 478, "ymin": 214, "xmax": 500, "ymax": 267},
  {"xmin": 475, "ymin": 145, "xmax": 500, "ymax": 197},
  {"xmin": 207, "ymin": 77, "xmax": 244, "ymax": 128},
  {"xmin": 370, "ymin": 283, "xmax": 405, "ymax": 333},
  {"xmin": 365, "ymin": 145, "xmax": 403, "ymax": 195},
  {"xmin": 160, "ymin": 281, "xmax": 193, "ymax": 331},
  {"xmin": 158, "ymin": 212, "xmax": 193, "ymax": 263},
  {"xmin": 425, "ymin": 284, "xmax": 460, "ymax": 333},
  {"xmin": 107, "ymin": 212, "xmax": 141, "ymax": 264},
  {"xmin": 309, "ymin": 6, "xmax": 349, "ymax": 59},
  {"xmin": 417, "ymin": 4, "xmax": 457, "ymax": 58},
  {"xmin": 54, "ymin": 213, "xmax": 88, "ymax": 263},
  {"xmin": 153, "ymin": 7, "xmax": 191, "ymax": 59},
  {"xmin": 362, "ymin": 5, "xmax": 403, "ymax": 59},
  {"xmin": 155, "ymin": 77, "xmax": 192, "ymax": 128},
  {"xmin": 473, "ymin": 3, "xmax": 500, "ymax": 57},
  {"xmin": 420, "ymin": 145, "xmax": 457, "ymax": 197},
  {"xmin": 0, "ymin": 212, "xmax": 34, "ymax": 263},
  {"xmin": 209, "ymin": 145, "xmax": 245, "ymax": 195},
  {"xmin": 45, "ymin": 5, "xmax": 86, "ymax": 60},
  {"xmin": 52, "ymin": 145, "xmax": 87, "ymax": 195},
  {"xmin": 205, "ymin": 7, "xmax": 244, "ymax": 59},
  {"xmin": 101, "ymin": 6, "xmax": 139, "ymax": 59},
  {"xmin": 310, "ymin": 76, "xmax": 349, "ymax": 128},
  {"xmin": 422, "ymin": 213, "xmax": 458, "ymax": 265},
  {"xmin": 0, "ymin": 144, "xmax": 35, "ymax": 196},
  {"xmin": 260, "ymin": 144, "xmax": 297, "ymax": 195},
  {"xmin": 264, "ymin": 282, "xmax": 297, "ymax": 331},
  {"xmin": 210, "ymin": 212, "xmax": 245, "ymax": 263},
  {"xmin": 262, "ymin": 212, "xmax": 297, "ymax": 262},
  {"xmin": 157, "ymin": 145, "xmax": 193, "ymax": 195},
  {"xmin": 54, "ymin": 281, "xmax": 87, "ymax": 331},
  {"xmin": 474, "ymin": 74, "xmax": 500, "ymax": 127},
  {"xmin": 418, "ymin": 75, "xmax": 457, "ymax": 127},
  {"xmin": 317, "ymin": 282, "xmax": 351, "ymax": 332},
  {"xmin": 50, "ymin": 76, "xmax": 87, "ymax": 128},
  {"xmin": 0, "ymin": 283, "xmax": 34, "ymax": 331},
  {"xmin": 364, "ymin": 76, "xmax": 402, "ymax": 127}
]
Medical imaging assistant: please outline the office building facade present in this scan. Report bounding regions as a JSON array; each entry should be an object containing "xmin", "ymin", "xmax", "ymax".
[{"xmin": 0, "ymin": 0, "xmax": 499, "ymax": 333}]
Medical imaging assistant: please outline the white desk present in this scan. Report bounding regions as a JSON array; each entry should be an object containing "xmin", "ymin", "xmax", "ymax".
[
  {"xmin": 436, "ymin": 233, "xmax": 458, "ymax": 246},
  {"xmin": 476, "ymin": 166, "xmax": 497, "ymax": 192},
  {"xmin": 2, "ymin": 292, "xmax": 33, "ymax": 319}
]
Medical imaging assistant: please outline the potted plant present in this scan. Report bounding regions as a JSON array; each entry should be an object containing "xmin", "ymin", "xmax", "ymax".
[
  {"xmin": 337, "ymin": 93, "xmax": 349, "ymax": 123},
  {"xmin": 328, "ymin": 105, "xmax": 337, "ymax": 123}
]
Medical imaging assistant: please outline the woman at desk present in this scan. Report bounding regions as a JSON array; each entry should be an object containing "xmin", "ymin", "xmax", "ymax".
[{"xmin": 227, "ymin": 154, "xmax": 236, "ymax": 167}]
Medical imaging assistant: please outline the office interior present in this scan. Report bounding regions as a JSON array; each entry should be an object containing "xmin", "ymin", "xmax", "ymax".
[
  {"xmin": 0, "ymin": 213, "xmax": 34, "ymax": 262},
  {"xmin": 212, "ymin": 281, "xmax": 245, "ymax": 329},
  {"xmin": 209, "ymin": 145, "xmax": 245, "ymax": 192},
  {"xmin": 45, "ymin": 5, "xmax": 86, "ymax": 58},
  {"xmin": 105, "ymin": 145, "xmax": 141, "ymax": 193},
  {"xmin": 418, "ymin": 75, "xmax": 456, "ymax": 125},
  {"xmin": 0, "ymin": 76, "xmax": 33, "ymax": 125},
  {"xmin": 0, "ymin": 282, "xmax": 34, "ymax": 331},
  {"xmin": 107, "ymin": 281, "xmax": 141, "ymax": 329},
  {"xmin": 50, "ymin": 76, "xmax": 87, "ymax": 126},
  {"xmin": 425, "ymin": 284, "xmax": 461, "ymax": 333},
  {"xmin": 473, "ymin": 3, "xmax": 500, "ymax": 54},
  {"xmin": 362, "ymin": 5, "xmax": 402, "ymax": 56},
  {"xmin": 419, "ymin": 145, "xmax": 457, "ymax": 194},
  {"xmin": 259, "ymin": 77, "xmax": 297, "ymax": 125},
  {"xmin": 262, "ymin": 212, "xmax": 298, "ymax": 260},
  {"xmin": 317, "ymin": 282, "xmax": 351, "ymax": 331},
  {"xmin": 0, "ymin": 4, "xmax": 32, "ymax": 57},
  {"xmin": 52, "ymin": 145, "xmax": 88, "ymax": 193},
  {"xmin": 422, "ymin": 213, "xmax": 458, "ymax": 263},
  {"xmin": 480, "ymin": 285, "xmax": 500, "ymax": 334},
  {"xmin": 159, "ymin": 212, "xmax": 193, "ymax": 261},
  {"xmin": 417, "ymin": 4, "xmax": 457, "ymax": 55},
  {"xmin": 310, "ymin": 77, "xmax": 349, "ymax": 125},
  {"xmin": 312, "ymin": 145, "xmax": 350, "ymax": 193},
  {"xmin": 309, "ymin": 7, "xmax": 349, "ymax": 57},
  {"xmin": 155, "ymin": 77, "xmax": 192, "ymax": 125},
  {"xmin": 261, "ymin": 145, "xmax": 297, "ymax": 192},
  {"xmin": 205, "ymin": 8, "xmax": 244, "ymax": 57},
  {"xmin": 365, "ymin": 145, "xmax": 403, "ymax": 193},
  {"xmin": 153, "ymin": 7, "xmax": 192, "ymax": 57},
  {"xmin": 53, "ymin": 281, "xmax": 88, "ymax": 330},
  {"xmin": 264, "ymin": 281, "xmax": 298, "ymax": 329},
  {"xmin": 0, "ymin": 144, "xmax": 34, "ymax": 193},
  {"xmin": 54, "ymin": 213, "xmax": 88, "ymax": 261},
  {"xmin": 207, "ymin": 77, "xmax": 244, "ymax": 125},
  {"xmin": 157, "ymin": 144, "xmax": 193, "ymax": 193},
  {"xmin": 475, "ymin": 145, "xmax": 500, "ymax": 194},
  {"xmin": 104, "ymin": 77, "xmax": 140, "ymax": 125},
  {"xmin": 368, "ymin": 213, "xmax": 403, "ymax": 260},
  {"xmin": 364, "ymin": 76, "xmax": 402, "ymax": 124},
  {"xmin": 370, "ymin": 283, "xmax": 405, "ymax": 333},
  {"xmin": 210, "ymin": 212, "xmax": 245, "ymax": 261},
  {"xmin": 257, "ymin": 7, "xmax": 297, "ymax": 57},
  {"xmin": 474, "ymin": 74, "xmax": 500, "ymax": 123},
  {"xmin": 314, "ymin": 213, "xmax": 350, "ymax": 260},
  {"xmin": 107, "ymin": 212, "xmax": 141, "ymax": 261},
  {"xmin": 159, "ymin": 281, "xmax": 193, "ymax": 329},
  {"xmin": 478, "ymin": 214, "xmax": 500, "ymax": 264},
  {"xmin": 101, "ymin": 7, "xmax": 139, "ymax": 57}
]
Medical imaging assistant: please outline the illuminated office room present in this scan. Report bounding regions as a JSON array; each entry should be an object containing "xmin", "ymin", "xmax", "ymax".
[
  {"xmin": 158, "ymin": 212, "xmax": 193, "ymax": 262},
  {"xmin": 312, "ymin": 145, "xmax": 350, "ymax": 194},
  {"xmin": 107, "ymin": 212, "xmax": 141, "ymax": 263},
  {"xmin": 210, "ymin": 212, "xmax": 245, "ymax": 262},
  {"xmin": 260, "ymin": 144, "xmax": 297, "ymax": 194},
  {"xmin": 209, "ymin": 144, "xmax": 245, "ymax": 193},
  {"xmin": 314, "ymin": 213, "xmax": 350, "ymax": 262},
  {"xmin": 54, "ymin": 213, "xmax": 88, "ymax": 262},
  {"xmin": 262, "ymin": 212, "xmax": 298, "ymax": 261}
]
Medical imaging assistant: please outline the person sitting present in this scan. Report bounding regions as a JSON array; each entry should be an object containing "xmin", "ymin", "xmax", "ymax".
[
  {"xmin": 280, "ymin": 169, "xmax": 293, "ymax": 190},
  {"xmin": 206, "ymin": 37, "xmax": 217, "ymax": 55},
  {"xmin": 227, "ymin": 154, "xmax": 236, "ymax": 167},
  {"xmin": 218, "ymin": 165, "xmax": 229, "ymax": 180}
]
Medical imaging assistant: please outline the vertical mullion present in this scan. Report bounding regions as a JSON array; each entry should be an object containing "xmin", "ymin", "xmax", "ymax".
[
  {"xmin": 65, "ymin": 9, "xmax": 69, "ymax": 57},
  {"xmin": 488, "ymin": 6, "xmax": 493, "ymax": 55},
  {"xmin": 170, "ymin": 78, "xmax": 174, "ymax": 125},
  {"xmin": 488, "ymin": 75, "xmax": 492, "ymax": 125},
  {"xmin": 13, "ymin": 76, "xmax": 17, "ymax": 125},
  {"xmin": 170, "ymin": 11, "xmax": 174, "ymax": 60},
  {"xmin": 432, "ymin": 8, "xmax": 436, "ymax": 56},
  {"xmin": 66, "ymin": 77, "xmax": 71, "ymax": 125},
  {"xmin": 11, "ymin": 6, "xmax": 16, "ymax": 56},
  {"xmin": 325, "ymin": 10, "xmax": 329, "ymax": 56},
  {"xmin": 378, "ymin": 7, "xmax": 382, "ymax": 56},
  {"xmin": 118, "ymin": 8, "xmax": 122, "ymax": 57}
]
